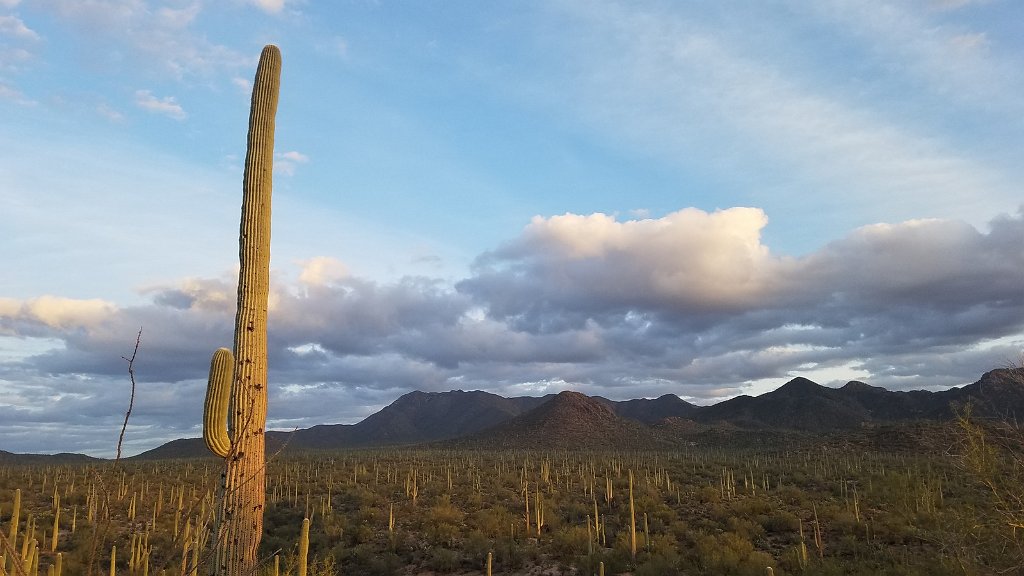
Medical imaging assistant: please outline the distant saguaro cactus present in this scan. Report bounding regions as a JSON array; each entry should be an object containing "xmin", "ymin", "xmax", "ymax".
[{"xmin": 203, "ymin": 44, "xmax": 281, "ymax": 576}]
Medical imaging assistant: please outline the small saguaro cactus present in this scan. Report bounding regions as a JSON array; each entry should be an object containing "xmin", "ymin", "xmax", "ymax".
[
  {"xmin": 629, "ymin": 469, "xmax": 636, "ymax": 562},
  {"xmin": 8, "ymin": 488, "xmax": 20, "ymax": 548},
  {"xmin": 202, "ymin": 44, "xmax": 282, "ymax": 576},
  {"xmin": 297, "ymin": 518, "xmax": 310, "ymax": 576}
]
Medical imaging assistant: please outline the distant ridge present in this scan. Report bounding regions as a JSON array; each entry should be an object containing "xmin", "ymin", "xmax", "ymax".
[
  {"xmin": 604, "ymin": 393, "xmax": 699, "ymax": 424},
  {"xmin": 120, "ymin": 367, "xmax": 1024, "ymax": 458},
  {"xmin": 130, "ymin": 435, "xmax": 292, "ymax": 460},
  {"xmin": 131, "ymin": 389, "xmax": 551, "ymax": 459},
  {"xmin": 284, "ymin": 389, "xmax": 552, "ymax": 449},
  {"xmin": 0, "ymin": 450, "xmax": 100, "ymax": 464},
  {"xmin": 129, "ymin": 438, "xmax": 217, "ymax": 460},
  {"xmin": 698, "ymin": 377, "xmax": 870, "ymax": 430},
  {"xmin": 694, "ymin": 368, "xmax": 1024, "ymax": 430}
]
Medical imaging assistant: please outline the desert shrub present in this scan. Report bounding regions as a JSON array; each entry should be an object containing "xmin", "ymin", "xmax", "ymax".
[
  {"xmin": 595, "ymin": 544, "xmax": 632, "ymax": 575},
  {"xmin": 829, "ymin": 509, "xmax": 860, "ymax": 535},
  {"xmin": 366, "ymin": 551, "xmax": 403, "ymax": 576},
  {"xmin": 698, "ymin": 485, "xmax": 722, "ymax": 503},
  {"xmin": 762, "ymin": 509, "xmax": 800, "ymax": 533},
  {"xmin": 496, "ymin": 536, "xmax": 524, "ymax": 571},
  {"xmin": 470, "ymin": 504, "xmax": 513, "ymax": 538},
  {"xmin": 261, "ymin": 505, "xmax": 308, "ymax": 560},
  {"xmin": 727, "ymin": 515, "xmax": 766, "ymax": 542},
  {"xmin": 423, "ymin": 495, "xmax": 464, "ymax": 546},
  {"xmin": 729, "ymin": 496, "xmax": 773, "ymax": 517},
  {"xmin": 426, "ymin": 547, "xmax": 459, "ymax": 573},
  {"xmin": 776, "ymin": 485, "xmax": 808, "ymax": 506},
  {"xmin": 463, "ymin": 528, "xmax": 492, "ymax": 567},
  {"xmin": 695, "ymin": 531, "xmax": 777, "ymax": 576},
  {"xmin": 635, "ymin": 551, "xmax": 682, "ymax": 576},
  {"xmin": 667, "ymin": 518, "xmax": 691, "ymax": 542},
  {"xmin": 550, "ymin": 524, "xmax": 590, "ymax": 558},
  {"xmin": 342, "ymin": 543, "xmax": 389, "ymax": 575}
]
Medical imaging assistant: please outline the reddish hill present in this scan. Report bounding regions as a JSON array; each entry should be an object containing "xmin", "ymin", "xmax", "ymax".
[{"xmin": 456, "ymin": 390, "xmax": 671, "ymax": 450}]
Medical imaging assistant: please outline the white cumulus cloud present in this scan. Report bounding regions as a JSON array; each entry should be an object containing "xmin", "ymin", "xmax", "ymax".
[
  {"xmin": 0, "ymin": 295, "xmax": 117, "ymax": 331},
  {"xmin": 275, "ymin": 150, "xmax": 309, "ymax": 176},
  {"xmin": 134, "ymin": 89, "xmax": 186, "ymax": 120},
  {"xmin": 298, "ymin": 256, "xmax": 350, "ymax": 287},
  {"xmin": 0, "ymin": 14, "xmax": 38, "ymax": 41},
  {"xmin": 248, "ymin": 0, "xmax": 286, "ymax": 14}
]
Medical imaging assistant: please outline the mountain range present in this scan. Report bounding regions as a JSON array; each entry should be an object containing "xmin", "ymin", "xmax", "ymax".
[
  {"xmin": 0, "ymin": 450, "xmax": 99, "ymax": 464},
  {"xmin": 126, "ymin": 367, "xmax": 1023, "ymax": 459}
]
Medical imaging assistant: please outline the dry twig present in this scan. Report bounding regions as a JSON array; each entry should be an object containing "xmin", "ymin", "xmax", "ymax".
[{"xmin": 116, "ymin": 327, "xmax": 142, "ymax": 462}]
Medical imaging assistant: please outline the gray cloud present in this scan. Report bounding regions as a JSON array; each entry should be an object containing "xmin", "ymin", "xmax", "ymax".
[
  {"xmin": 460, "ymin": 207, "xmax": 1024, "ymax": 351},
  {"xmin": 1, "ymin": 207, "xmax": 1022, "ymax": 455}
]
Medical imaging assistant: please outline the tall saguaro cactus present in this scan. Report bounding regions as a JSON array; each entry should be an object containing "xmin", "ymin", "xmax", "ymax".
[{"xmin": 203, "ymin": 44, "xmax": 281, "ymax": 576}]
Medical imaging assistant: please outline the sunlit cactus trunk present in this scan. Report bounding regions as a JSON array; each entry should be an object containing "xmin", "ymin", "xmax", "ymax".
[{"xmin": 204, "ymin": 44, "xmax": 281, "ymax": 576}]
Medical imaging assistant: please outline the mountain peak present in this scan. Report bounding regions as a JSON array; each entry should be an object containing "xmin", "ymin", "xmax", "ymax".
[
  {"xmin": 976, "ymin": 368, "xmax": 1024, "ymax": 390},
  {"xmin": 770, "ymin": 377, "xmax": 825, "ymax": 396},
  {"xmin": 841, "ymin": 380, "xmax": 881, "ymax": 392},
  {"xmin": 542, "ymin": 390, "xmax": 618, "ymax": 420},
  {"xmin": 956, "ymin": 368, "xmax": 1024, "ymax": 420}
]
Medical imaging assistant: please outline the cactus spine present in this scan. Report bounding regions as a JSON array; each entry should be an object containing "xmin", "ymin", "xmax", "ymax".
[{"xmin": 204, "ymin": 44, "xmax": 281, "ymax": 576}]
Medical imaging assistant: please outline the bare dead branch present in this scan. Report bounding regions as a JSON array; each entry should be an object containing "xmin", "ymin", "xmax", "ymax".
[{"xmin": 116, "ymin": 328, "xmax": 143, "ymax": 463}]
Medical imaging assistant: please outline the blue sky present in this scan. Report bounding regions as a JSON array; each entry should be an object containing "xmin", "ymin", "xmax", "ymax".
[{"xmin": 1, "ymin": 0, "xmax": 1022, "ymax": 456}]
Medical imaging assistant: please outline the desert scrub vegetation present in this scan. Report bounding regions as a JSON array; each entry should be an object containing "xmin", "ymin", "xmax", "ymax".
[{"xmin": 1, "ymin": 434, "xmax": 1022, "ymax": 575}]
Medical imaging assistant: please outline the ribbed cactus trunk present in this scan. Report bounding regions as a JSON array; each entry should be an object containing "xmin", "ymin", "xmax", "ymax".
[{"xmin": 206, "ymin": 44, "xmax": 281, "ymax": 576}]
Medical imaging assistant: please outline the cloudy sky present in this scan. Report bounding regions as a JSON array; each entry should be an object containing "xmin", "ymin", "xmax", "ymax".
[{"xmin": 1, "ymin": 0, "xmax": 1023, "ymax": 457}]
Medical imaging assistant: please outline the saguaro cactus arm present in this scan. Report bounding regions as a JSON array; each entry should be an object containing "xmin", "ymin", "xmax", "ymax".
[{"xmin": 203, "ymin": 348, "xmax": 234, "ymax": 458}]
